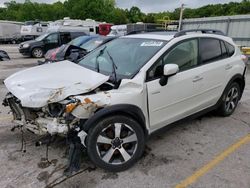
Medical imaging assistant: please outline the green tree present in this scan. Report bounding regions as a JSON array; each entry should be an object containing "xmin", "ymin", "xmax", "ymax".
[
  {"xmin": 128, "ymin": 6, "xmax": 145, "ymax": 23},
  {"xmin": 0, "ymin": 0, "xmax": 249, "ymax": 24}
]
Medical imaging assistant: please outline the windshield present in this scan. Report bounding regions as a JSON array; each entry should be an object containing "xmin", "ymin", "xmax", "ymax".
[
  {"xmin": 69, "ymin": 36, "xmax": 91, "ymax": 47},
  {"xmin": 80, "ymin": 38, "xmax": 105, "ymax": 52},
  {"xmin": 35, "ymin": 33, "xmax": 49, "ymax": 41},
  {"xmin": 78, "ymin": 38, "xmax": 167, "ymax": 79}
]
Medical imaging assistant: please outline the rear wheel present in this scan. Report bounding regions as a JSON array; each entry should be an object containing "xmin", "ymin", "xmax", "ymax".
[
  {"xmin": 32, "ymin": 48, "xmax": 43, "ymax": 58},
  {"xmin": 217, "ymin": 82, "xmax": 241, "ymax": 116},
  {"xmin": 87, "ymin": 115, "xmax": 145, "ymax": 172}
]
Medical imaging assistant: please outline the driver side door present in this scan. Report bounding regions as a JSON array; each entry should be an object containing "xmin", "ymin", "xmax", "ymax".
[
  {"xmin": 43, "ymin": 33, "xmax": 59, "ymax": 53},
  {"xmin": 146, "ymin": 38, "xmax": 204, "ymax": 131}
]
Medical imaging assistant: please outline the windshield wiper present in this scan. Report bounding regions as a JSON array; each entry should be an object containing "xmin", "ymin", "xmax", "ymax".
[
  {"xmin": 106, "ymin": 49, "xmax": 118, "ymax": 84},
  {"xmin": 95, "ymin": 46, "xmax": 107, "ymax": 72}
]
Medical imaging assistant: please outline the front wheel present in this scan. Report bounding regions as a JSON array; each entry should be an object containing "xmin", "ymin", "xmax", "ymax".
[
  {"xmin": 32, "ymin": 48, "xmax": 43, "ymax": 58},
  {"xmin": 217, "ymin": 82, "xmax": 241, "ymax": 116},
  {"xmin": 87, "ymin": 115, "xmax": 145, "ymax": 172}
]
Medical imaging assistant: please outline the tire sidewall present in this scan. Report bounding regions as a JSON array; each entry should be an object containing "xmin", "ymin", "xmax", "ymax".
[
  {"xmin": 221, "ymin": 82, "xmax": 240, "ymax": 116},
  {"xmin": 87, "ymin": 115, "xmax": 145, "ymax": 172},
  {"xmin": 32, "ymin": 48, "xmax": 43, "ymax": 58}
]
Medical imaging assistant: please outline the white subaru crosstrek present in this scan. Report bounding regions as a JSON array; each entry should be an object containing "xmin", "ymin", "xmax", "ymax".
[{"xmin": 3, "ymin": 30, "xmax": 247, "ymax": 172}]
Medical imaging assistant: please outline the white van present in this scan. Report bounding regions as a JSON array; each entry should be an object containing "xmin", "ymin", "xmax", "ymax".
[{"xmin": 108, "ymin": 25, "xmax": 127, "ymax": 36}]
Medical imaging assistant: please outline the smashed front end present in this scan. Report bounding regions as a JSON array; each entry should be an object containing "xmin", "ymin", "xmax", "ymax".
[
  {"xmin": 3, "ymin": 93, "xmax": 81, "ymax": 136},
  {"xmin": 2, "ymin": 60, "xmax": 111, "ymax": 137}
]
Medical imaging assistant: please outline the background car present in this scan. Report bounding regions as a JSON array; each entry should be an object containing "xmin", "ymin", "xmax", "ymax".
[
  {"xmin": 40, "ymin": 36, "xmax": 117, "ymax": 64},
  {"xmin": 43, "ymin": 35, "xmax": 98, "ymax": 63},
  {"xmin": 19, "ymin": 31, "xmax": 87, "ymax": 58},
  {"xmin": 0, "ymin": 50, "xmax": 10, "ymax": 61}
]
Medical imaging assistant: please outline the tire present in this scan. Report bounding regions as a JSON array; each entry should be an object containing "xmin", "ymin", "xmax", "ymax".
[
  {"xmin": 32, "ymin": 48, "xmax": 43, "ymax": 58},
  {"xmin": 217, "ymin": 82, "xmax": 241, "ymax": 116},
  {"xmin": 87, "ymin": 115, "xmax": 145, "ymax": 172}
]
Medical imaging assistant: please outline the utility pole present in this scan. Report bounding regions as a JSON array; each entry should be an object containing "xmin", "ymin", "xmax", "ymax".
[{"xmin": 178, "ymin": 3, "xmax": 185, "ymax": 32}]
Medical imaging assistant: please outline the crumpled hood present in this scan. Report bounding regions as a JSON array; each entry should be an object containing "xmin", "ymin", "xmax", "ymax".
[{"xmin": 4, "ymin": 60, "xmax": 109, "ymax": 108}]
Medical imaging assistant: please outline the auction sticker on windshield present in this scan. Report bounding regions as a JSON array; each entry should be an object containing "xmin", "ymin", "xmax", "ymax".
[{"xmin": 140, "ymin": 41, "xmax": 163, "ymax": 47}]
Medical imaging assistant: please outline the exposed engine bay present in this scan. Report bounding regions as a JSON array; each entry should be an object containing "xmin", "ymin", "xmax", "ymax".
[
  {"xmin": 2, "ymin": 82, "xmax": 115, "ymax": 175},
  {"xmin": 3, "ymin": 81, "xmax": 114, "ymax": 136}
]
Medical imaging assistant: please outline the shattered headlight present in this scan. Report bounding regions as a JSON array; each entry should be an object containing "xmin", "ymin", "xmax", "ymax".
[
  {"xmin": 65, "ymin": 103, "xmax": 78, "ymax": 113},
  {"xmin": 59, "ymin": 97, "xmax": 80, "ymax": 114}
]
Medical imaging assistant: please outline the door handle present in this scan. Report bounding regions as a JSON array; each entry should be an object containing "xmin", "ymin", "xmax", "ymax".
[
  {"xmin": 225, "ymin": 64, "xmax": 233, "ymax": 70},
  {"xmin": 193, "ymin": 76, "xmax": 203, "ymax": 82},
  {"xmin": 151, "ymin": 91, "xmax": 161, "ymax": 95}
]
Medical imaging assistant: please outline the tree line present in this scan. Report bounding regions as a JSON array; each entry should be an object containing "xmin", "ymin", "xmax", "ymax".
[{"xmin": 0, "ymin": 0, "xmax": 249, "ymax": 24}]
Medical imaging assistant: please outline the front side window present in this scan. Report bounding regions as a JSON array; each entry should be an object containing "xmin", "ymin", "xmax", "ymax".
[
  {"xmin": 45, "ymin": 33, "xmax": 59, "ymax": 44},
  {"xmin": 78, "ymin": 38, "xmax": 167, "ymax": 79},
  {"xmin": 164, "ymin": 39, "xmax": 198, "ymax": 71},
  {"xmin": 147, "ymin": 39, "xmax": 198, "ymax": 80},
  {"xmin": 35, "ymin": 33, "xmax": 49, "ymax": 41}
]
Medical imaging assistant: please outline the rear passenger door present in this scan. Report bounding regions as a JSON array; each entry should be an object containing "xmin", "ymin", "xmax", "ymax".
[
  {"xmin": 195, "ymin": 38, "xmax": 231, "ymax": 109},
  {"xmin": 60, "ymin": 32, "xmax": 71, "ymax": 45}
]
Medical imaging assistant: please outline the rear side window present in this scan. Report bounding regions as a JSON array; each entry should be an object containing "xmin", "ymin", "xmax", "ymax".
[
  {"xmin": 200, "ymin": 38, "xmax": 223, "ymax": 64},
  {"xmin": 45, "ymin": 33, "xmax": 58, "ymax": 44},
  {"xmin": 225, "ymin": 42, "xmax": 235, "ymax": 56},
  {"xmin": 220, "ymin": 41, "xmax": 228, "ymax": 58},
  {"xmin": 60, "ymin": 33, "xmax": 71, "ymax": 44}
]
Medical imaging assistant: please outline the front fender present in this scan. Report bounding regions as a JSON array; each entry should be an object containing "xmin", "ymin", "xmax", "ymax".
[{"xmin": 80, "ymin": 104, "xmax": 147, "ymax": 135}]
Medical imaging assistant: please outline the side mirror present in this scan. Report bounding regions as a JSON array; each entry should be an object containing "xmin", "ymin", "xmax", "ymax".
[
  {"xmin": 163, "ymin": 64, "xmax": 179, "ymax": 76},
  {"xmin": 160, "ymin": 64, "xmax": 179, "ymax": 86}
]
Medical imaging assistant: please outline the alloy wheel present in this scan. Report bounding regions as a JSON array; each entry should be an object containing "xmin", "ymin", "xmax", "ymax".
[
  {"xmin": 225, "ymin": 86, "xmax": 239, "ymax": 113},
  {"xmin": 96, "ymin": 123, "xmax": 138, "ymax": 165},
  {"xmin": 33, "ymin": 48, "xmax": 43, "ymax": 58}
]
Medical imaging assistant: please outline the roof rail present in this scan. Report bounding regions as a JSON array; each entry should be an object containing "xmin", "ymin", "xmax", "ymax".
[
  {"xmin": 127, "ymin": 29, "xmax": 171, "ymax": 35},
  {"xmin": 174, "ymin": 29, "xmax": 225, "ymax": 38}
]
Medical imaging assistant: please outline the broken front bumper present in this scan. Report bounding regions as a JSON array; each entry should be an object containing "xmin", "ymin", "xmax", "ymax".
[{"xmin": 3, "ymin": 93, "xmax": 70, "ymax": 135}]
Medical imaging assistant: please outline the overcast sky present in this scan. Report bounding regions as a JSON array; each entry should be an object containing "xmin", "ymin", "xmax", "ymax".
[
  {"xmin": 0, "ymin": 0, "xmax": 243, "ymax": 13},
  {"xmin": 116, "ymin": 0, "xmax": 242, "ymax": 13}
]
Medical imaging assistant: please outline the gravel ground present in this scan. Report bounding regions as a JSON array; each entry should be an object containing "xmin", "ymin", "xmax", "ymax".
[{"xmin": 0, "ymin": 44, "xmax": 249, "ymax": 188}]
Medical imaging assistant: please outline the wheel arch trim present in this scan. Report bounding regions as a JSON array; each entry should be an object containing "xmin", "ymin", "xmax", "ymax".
[
  {"xmin": 217, "ymin": 73, "xmax": 245, "ymax": 107},
  {"xmin": 81, "ymin": 104, "xmax": 148, "ymax": 136}
]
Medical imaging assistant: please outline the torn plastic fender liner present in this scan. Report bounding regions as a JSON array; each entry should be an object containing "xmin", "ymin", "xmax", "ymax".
[{"xmin": 78, "ymin": 130, "xmax": 88, "ymax": 147}]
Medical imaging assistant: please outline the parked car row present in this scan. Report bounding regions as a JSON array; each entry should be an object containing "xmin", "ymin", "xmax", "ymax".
[
  {"xmin": 3, "ymin": 29, "xmax": 248, "ymax": 174},
  {"xmin": 19, "ymin": 31, "xmax": 87, "ymax": 58},
  {"xmin": 40, "ymin": 35, "xmax": 116, "ymax": 64}
]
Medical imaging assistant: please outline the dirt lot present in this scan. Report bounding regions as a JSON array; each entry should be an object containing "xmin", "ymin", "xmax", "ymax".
[{"xmin": 0, "ymin": 44, "xmax": 249, "ymax": 188}]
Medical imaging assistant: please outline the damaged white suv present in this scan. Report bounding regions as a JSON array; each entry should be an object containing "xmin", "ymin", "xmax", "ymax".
[{"xmin": 3, "ymin": 30, "xmax": 247, "ymax": 172}]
